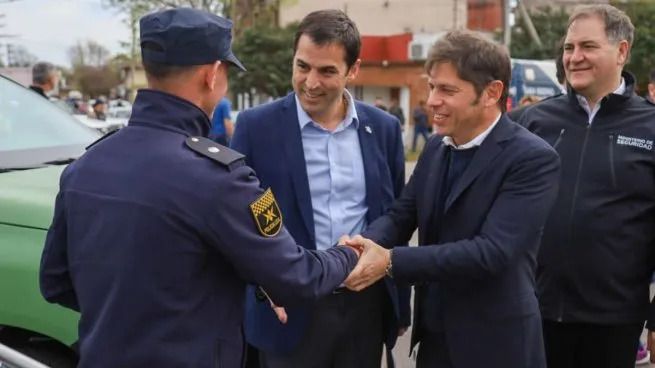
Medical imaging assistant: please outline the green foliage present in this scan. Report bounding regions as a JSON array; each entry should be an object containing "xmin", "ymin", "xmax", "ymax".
[
  {"xmin": 228, "ymin": 22, "xmax": 297, "ymax": 98},
  {"xmin": 102, "ymin": 0, "xmax": 225, "ymax": 14},
  {"xmin": 612, "ymin": 0, "xmax": 655, "ymax": 92},
  {"xmin": 70, "ymin": 65, "xmax": 122, "ymax": 97},
  {"xmin": 510, "ymin": 6, "xmax": 569, "ymax": 60}
]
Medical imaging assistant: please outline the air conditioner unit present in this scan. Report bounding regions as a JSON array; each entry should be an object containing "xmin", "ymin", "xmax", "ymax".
[{"xmin": 409, "ymin": 41, "xmax": 429, "ymax": 61}]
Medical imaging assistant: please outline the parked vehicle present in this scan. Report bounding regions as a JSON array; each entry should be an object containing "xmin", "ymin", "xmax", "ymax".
[
  {"xmin": 509, "ymin": 58, "xmax": 564, "ymax": 108},
  {"xmin": 0, "ymin": 342, "xmax": 50, "ymax": 368},
  {"xmin": 0, "ymin": 75, "xmax": 98, "ymax": 367}
]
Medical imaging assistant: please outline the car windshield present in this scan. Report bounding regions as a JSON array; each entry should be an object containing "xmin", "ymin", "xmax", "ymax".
[{"xmin": 0, "ymin": 76, "xmax": 100, "ymax": 170}]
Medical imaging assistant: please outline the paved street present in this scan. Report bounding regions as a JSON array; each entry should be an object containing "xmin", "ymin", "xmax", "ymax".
[{"xmin": 381, "ymin": 160, "xmax": 417, "ymax": 368}]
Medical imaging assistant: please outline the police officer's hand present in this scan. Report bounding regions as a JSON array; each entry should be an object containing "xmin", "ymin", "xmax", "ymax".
[
  {"xmin": 271, "ymin": 305, "xmax": 287, "ymax": 324},
  {"xmin": 259, "ymin": 287, "xmax": 287, "ymax": 324},
  {"xmin": 343, "ymin": 235, "xmax": 390, "ymax": 291}
]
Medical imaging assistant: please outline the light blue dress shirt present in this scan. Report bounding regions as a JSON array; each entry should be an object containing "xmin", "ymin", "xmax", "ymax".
[{"xmin": 295, "ymin": 91, "xmax": 367, "ymax": 251}]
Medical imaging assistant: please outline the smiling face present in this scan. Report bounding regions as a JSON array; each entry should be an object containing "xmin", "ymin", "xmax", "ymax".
[
  {"xmin": 427, "ymin": 62, "xmax": 487, "ymax": 145},
  {"xmin": 563, "ymin": 15, "xmax": 628, "ymax": 102},
  {"xmin": 292, "ymin": 34, "xmax": 359, "ymax": 125}
]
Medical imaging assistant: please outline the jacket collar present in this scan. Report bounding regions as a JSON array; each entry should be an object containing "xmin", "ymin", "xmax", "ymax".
[
  {"xmin": 29, "ymin": 85, "xmax": 47, "ymax": 98},
  {"xmin": 128, "ymin": 89, "xmax": 211, "ymax": 137},
  {"xmin": 443, "ymin": 116, "xmax": 508, "ymax": 209},
  {"xmin": 567, "ymin": 71, "xmax": 636, "ymax": 110}
]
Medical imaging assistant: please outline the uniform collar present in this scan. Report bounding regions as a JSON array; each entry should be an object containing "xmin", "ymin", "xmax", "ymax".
[{"xmin": 128, "ymin": 89, "xmax": 211, "ymax": 137}]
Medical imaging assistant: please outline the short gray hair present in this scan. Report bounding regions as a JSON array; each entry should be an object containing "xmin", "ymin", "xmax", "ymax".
[
  {"xmin": 568, "ymin": 4, "xmax": 634, "ymax": 46},
  {"xmin": 32, "ymin": 62, "xmax": 57, "ymax": 85}
]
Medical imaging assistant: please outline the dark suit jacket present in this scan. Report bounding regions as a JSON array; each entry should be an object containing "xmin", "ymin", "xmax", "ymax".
[
  {"xmin": 231, "ymin": 93, "xmax": 409, "ymax": 354},
  {"xmin": 364, "ymin": 116, "xmax": 560, "ymax": 368}
]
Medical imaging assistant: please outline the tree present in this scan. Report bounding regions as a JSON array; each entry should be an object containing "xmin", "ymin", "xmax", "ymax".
[
  {"xmin": 6, "ymin": 44, "xmax": 37, "ymax": 67},
  {"xmin": 72, "ymin": 65, "xmax": 122, "ymax": 97},
  {"xmin": 228, "ymin": 22, "xmax": 296, "ymax": 98},
  {"xmin": 68, "ymin": 41, "xmax": 120, "ymax": 96},
  {"xmin": 103, "ymin": 0, "xmax": 225, "ymax": 15},
  {"xmin": 68, "ymin": 40, "xmax": 112, "ymax": 68},
  {"xmin": 103, "ymin": 0, "xmax": 286, "ymax": 37},
  {"xmin": 612, "ymin": 0, "xmax": 655, "ymax": 93},
  {"xmin": 509, "ymin": 6, "xmax": 569, "ymax": 60}
]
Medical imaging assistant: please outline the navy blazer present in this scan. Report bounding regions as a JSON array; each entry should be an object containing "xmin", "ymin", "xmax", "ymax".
[
  {"xmin": 364, "ymin": 116, "xmax": 560, "ymax": 368},
  {"xmin": 231, "ymin": 93, "xmax": 409, "ymax": 354}
]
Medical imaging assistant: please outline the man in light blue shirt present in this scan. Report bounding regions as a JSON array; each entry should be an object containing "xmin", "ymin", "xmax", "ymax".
[
  {"xmin": 232, "ymin": 9, "xmax": 408, "ymax": 368},
  {"xmin": 295, "ymin": 91, "xmax": 367, "ymax": 252}
]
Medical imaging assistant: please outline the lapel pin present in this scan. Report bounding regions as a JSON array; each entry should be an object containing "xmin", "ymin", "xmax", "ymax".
[{"xmin": 365, "ymin": 126, "xmax": 372, "ymax": 134}]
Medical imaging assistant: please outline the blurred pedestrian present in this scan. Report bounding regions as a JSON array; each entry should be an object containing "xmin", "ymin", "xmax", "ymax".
[
  {"xmin": 388, "ymin": 97, "xmax": 406, "ymax": 130},
  {"xmin": 647, "ymin": 68, "xmax": 655, "ymax": 103},
  {"xmin": 90, "ymin": 99, "xmax": 107, "ymax": 121},
  {"xmin": 209, "ymin": 96, "xmax": 233, "ymax": 145},
  {"xmin": 29, "ymin": 62, "xmax": 58, "ymax": 99},
  {"xmin": 374, "ymin": 96, "xmax": 387, "ymax": 111},
  {"xmin": 411, "ymin": 100, "xmax": 429, "ymax": 152}
]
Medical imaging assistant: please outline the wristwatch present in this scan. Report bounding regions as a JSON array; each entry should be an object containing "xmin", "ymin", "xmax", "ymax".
[{"xmin": 385, "ymin": 249, "xmax": 393, "ymax": 278}]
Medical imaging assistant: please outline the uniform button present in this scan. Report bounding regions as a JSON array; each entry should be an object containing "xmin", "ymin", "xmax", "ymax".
[
  {"xmin": 208, "ymin": 147, "xmax": 220, "ymax": 153},
  {"xmin": 191, "ymin": 137, "xmax": 199, "ymax": 142}
]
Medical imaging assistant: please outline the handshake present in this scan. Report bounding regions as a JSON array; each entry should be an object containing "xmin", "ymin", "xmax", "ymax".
[
  {"xmin": 270, "ymin": 235, "xmax": 392, "ymax": 324},
  {"xmin": 339, "ymin": 235, "xmax": 392, "ymax": 291}
]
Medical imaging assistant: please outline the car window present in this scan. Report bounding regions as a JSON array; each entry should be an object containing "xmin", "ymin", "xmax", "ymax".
[{"xmin": 0, "ymin": 76, "xmax": 100, "ymax": 168}]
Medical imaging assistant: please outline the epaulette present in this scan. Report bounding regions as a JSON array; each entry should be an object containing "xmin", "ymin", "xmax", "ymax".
[
  {"xmin": 185, "ymin": 136, "xmax": 245, "ymax": 171},
  {"xmin": 85, "ymin": 129, "xmax": 119, "ymax": 150}
]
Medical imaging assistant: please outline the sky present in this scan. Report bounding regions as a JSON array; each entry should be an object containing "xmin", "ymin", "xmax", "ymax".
[{"xmin": 0, "ymin": 0, "xmax": 129, "ymax": 67}]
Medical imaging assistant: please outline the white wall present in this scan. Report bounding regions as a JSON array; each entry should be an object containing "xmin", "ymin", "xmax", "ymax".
[{"xmin": 280, "ymin": 0, "xmax": 467, "ymax": 35}]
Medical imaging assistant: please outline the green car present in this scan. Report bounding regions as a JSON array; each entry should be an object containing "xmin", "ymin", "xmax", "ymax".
[{"xmin": 0, "ymin": 76, "xmax": 100, "ymax": 367}]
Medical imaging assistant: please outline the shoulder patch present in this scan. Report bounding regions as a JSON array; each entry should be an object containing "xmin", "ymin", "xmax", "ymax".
[
  {"xmin": 249, "ymin": 188, "xmax": 283, "ymax": 237},
  {"xmin": 86, "ymin": 129, "xmax": 119, "ymax": 150},
  {"xmin": 185, "ymin": 136, "xmax": 244, "ymax": 170}
]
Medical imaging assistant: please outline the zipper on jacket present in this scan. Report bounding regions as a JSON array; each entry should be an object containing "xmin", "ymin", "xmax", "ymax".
[
  {"xmin": 569, "ymin": 125, "xmax": 591, "ymax": 222},
  {"xmin": 560, "ymin": 124, "xmax": 592, "ymax": 322},
  {"xmin": 553, "ymin": 128, "xmax": 566, "ymax": 149},
  {"xmin": 608, "ymin": 134, "xmax": 617, "ymax": 187}
]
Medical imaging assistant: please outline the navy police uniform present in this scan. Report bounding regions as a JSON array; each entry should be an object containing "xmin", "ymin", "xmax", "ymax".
[{"xmin": 39, "ymin": 8, "xmax": 358, "ymax": 368}]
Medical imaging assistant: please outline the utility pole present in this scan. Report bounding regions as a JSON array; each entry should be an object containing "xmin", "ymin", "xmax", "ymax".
[
  {"xmin": 517, "ymin": 0, "xmax": 542, "ymax": 48},
  {"xmin": 503, "ymin": 0, "xmax": 514, "ymax": 47}
]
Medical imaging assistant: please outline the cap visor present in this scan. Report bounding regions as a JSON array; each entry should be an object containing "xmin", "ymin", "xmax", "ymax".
[{"xmin": 225, "ymin": 52, "xmax": 246, "ymax": 71}]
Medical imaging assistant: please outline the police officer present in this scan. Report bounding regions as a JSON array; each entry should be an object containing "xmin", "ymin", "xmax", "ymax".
[{"xmin": 39, "ymin": 8, "xmax": 359, "ymax": 368}]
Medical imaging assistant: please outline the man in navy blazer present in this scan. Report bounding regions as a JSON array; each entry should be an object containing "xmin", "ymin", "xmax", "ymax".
[
  {"xmin": 343, "ymin": 31, "xmax": 561, "ymax": 368},
  {"xmin": 231, "ymin": 9, "xmax": 408, "ymax": 368}
]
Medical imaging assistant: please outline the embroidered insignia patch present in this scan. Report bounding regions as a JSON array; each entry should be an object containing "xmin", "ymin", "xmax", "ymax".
[{"xmin": 250, "ymin": 188, "xmax": 283, "ymax": 237}]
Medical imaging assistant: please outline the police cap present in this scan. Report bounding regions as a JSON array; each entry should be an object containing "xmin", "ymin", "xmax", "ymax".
[{"xmin": 139, "ymin": 7, "xmax": 246, "ymax": 71}]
